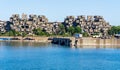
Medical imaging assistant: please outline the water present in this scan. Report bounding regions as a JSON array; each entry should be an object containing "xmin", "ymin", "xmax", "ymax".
[{"xmin": 0, "ymin": 42, "xmax": 120, "ymax": 70}]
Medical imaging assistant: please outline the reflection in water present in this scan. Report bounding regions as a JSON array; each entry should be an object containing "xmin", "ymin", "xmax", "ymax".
[
  {"xmin": 0, "ymin": 41, "xmax": 120, "ymax": 49},
  {"xmin": 77, "ymin": 45, "xmax": 120, "ymax": 49},
  {"xmin": 0, "ymin": 42, "xmax": 120, "ymax": 70}
]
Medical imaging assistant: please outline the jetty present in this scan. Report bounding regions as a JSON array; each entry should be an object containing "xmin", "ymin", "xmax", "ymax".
[
  {"xmin": 51, "ymin": 37, "xmax": 120, "ymax": 48},
  {"xmin": 51, "ymin": 37, "xmax": 75, "ymax": 47}
]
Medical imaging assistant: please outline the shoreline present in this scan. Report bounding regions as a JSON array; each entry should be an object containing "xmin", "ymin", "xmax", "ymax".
[
  {"xmin": 0, "ymin": 36, "xmax": 120, "ymax": 48},
  {"xmin": 0, "ymin": 36, "xmax": 51, "ymax": 43}
]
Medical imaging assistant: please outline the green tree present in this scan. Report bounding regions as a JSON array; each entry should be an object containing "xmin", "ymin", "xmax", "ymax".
[
  {"xmin": 6, "ymin": 30, "xmax": 16, "ymax": 36},
  {"xmin": 67, "ymin": 26, "xmax": 75, "ymax": 35},
  {"xmin": 58, "ymin": 24, "xmax": 66, "ymax": 35},
  {"xmin": 33, "ymin": 28, "xmax": 50, "ymax": 36},
  {"xmin": 33, "ymin": 28, "xmax": 42, "ymax": 35},
  {"xmin": 74, "ymin": 26, "xmax": 82, "ymax": 33},
  {"xmin": 11, "ymin": 30, "xmax": 16, "ymax": 37},
  {"xmin": 7, "ymin": 30, "xmax": 13, "ymax": 36},
  {"xmin": 1, "ymin": 30, "xmax": 21, "ymax": 37},
  {"xmin": 21, "ymin": 32, "xmax": 27, "ymax": 38},
  {"xmin": 108, "ymin": 26, "xmax": 120, "ymax": 35},
  {"xmin": 62, "ymin": 32, "xmax": 71, "ymax": 37},
  {"xmin": 83, "ymin": 32, "xmax": 89, "ymax": 37}
]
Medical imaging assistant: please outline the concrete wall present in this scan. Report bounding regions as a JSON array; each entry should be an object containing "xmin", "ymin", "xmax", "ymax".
[
  {"xmin": 0, "ymin": 36, "xmax": 120, "ymax": 48},
  {"xmin": 76, "ymin": 38, "xmax": 120, "ymax": 48},
  {"xmin": 0, "ymin": 36, "xmax": 50, "ymax": 43}
]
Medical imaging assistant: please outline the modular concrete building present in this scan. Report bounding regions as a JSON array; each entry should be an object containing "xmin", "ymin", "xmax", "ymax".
[
  {"xmin": 0, "ymin": 20, "xmax": 7, "ymax": 33},
  {"xmin": 0, "ymin": 14, "xmax": 112, "ymax": 38},
  {"xmin": 64, "ymin": 15, "xmax": 111, "ymax": 37},
  {"xmin": 9, "ymin": 14, "xmax": 48, "ymax": 35}
]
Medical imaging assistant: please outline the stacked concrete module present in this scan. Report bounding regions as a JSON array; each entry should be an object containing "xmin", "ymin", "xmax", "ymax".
[
  {"xmin": 46, "ymin": 23, "xmax": 54, "ymax": 34},
  {"xmin": 63, "ymin": 15, "xmax": 111, "ymax": 37},
  {"xmin": 75, "ymin": 16, "xmax": 87, "ymax": 32},
  {"xmin": 64, "ymin": 16, "xmax": 75, "ymax": 28},
  {"xmin": 41, "ymin": 22, "xmax": 53, "ymax": 34},
  {"xmin": 21, "ymin": 13, "xmax": 27, "ymax": 20},
  {"xmin": 93, "ymin": 16, "xmax": 111, "ymax": 36},
  {"xmin": 75, "ymin": 16, "xmax": 86, "ymax": 26},
  {"xmin": 36, "ymin": 15, "xmax": 48, "ymax": 29},
  {"xmin": 4, "ymin": 14, "xmax": 111, "ymax": 37},
  {"xmin": 38, "ymin": 15, "xmax": 48, "ymax": 23},
  {"xmin": 10, "ymin": 14, "xmax": 20, "ymax": 31},
  {"xmin": 52, "ymin": 22, "xmax": 62, "ymax": 34},
  {"xmin": 87, "ymin": 16, "xmax": 93, "ymax": 22},
  {"xmin": 0, "ymin": 20, "xmax": 7, "ymax": 33},
  {"xmin": 9, "ymin": 14, "xmax": 49, "ymax": 35}
]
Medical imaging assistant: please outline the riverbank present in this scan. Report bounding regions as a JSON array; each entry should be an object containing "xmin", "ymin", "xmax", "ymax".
[
  {"xmin": 0, "ymin": 36, "xmax": 120, "ymax": 48},
  {"xmin": 0, "ymin": 36, "xmax": 51, "ymax": 43}
]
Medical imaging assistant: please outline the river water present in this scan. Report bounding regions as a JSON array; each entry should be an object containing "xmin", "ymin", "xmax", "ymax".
[{"xmin": 0, "ymin": 41, "xmax": 120, "ymax": 70}]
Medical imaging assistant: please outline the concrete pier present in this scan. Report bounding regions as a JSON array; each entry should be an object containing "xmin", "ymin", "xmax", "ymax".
[
  {"xmin": 51, "ymin": 37, "xmax": 72, "ymax": 46},
  {"xmin": 51, "ymin": 37, "xmax": 120, "ymax": 48}
]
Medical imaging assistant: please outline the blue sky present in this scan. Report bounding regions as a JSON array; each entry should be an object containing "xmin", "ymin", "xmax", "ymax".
[{"xmin": 0, "ymin": 0, "xmax": 120, "ymax": 25}]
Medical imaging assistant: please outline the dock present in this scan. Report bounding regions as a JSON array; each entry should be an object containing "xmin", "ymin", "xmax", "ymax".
[{"xmin": 51, "ymin": 37, "xmax": 120, "ymax": 48}]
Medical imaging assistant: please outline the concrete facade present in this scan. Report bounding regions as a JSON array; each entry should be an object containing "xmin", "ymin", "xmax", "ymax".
[
  {"xmin": 0, "ymin": 14, "xmax": 112, "ymax": 37},
  {"xmin": 63, "ymin": 15, "xmax": 111, "ymax": 37},
  {"xmin": 0, "ymin": 20, "xmax": 7, "ymax": 33}
]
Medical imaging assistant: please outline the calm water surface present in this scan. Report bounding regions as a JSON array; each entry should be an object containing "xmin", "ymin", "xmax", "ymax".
[{"xmin": 0, "ymin": 42, "xmax": 120, "ymax": 70}]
